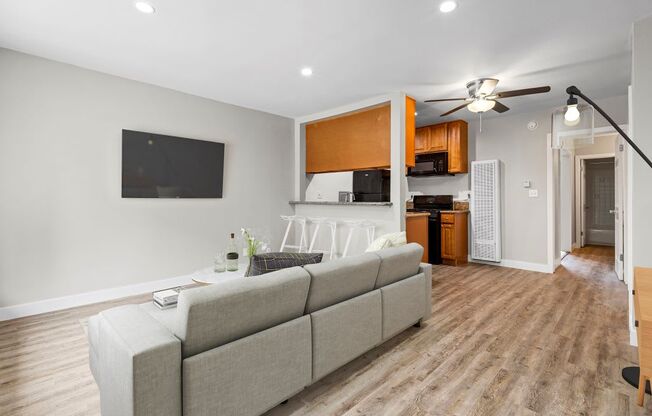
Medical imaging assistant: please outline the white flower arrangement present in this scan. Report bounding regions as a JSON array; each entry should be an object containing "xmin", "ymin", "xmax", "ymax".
[{"xmin": 241, "ymin": 228, "xmax": 262, "ymax": 258}]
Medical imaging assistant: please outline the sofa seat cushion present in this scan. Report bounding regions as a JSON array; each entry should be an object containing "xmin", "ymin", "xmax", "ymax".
[
  {"xmin": 175, "ymin": 266, "xmax": 311, "ymax": 357},
  {"xmin": 303, "ymin": 253, "xmax": 381, "ymax": 313},
  {"xmin": 245, "ymin": 252, "xmax": 323, "ymax": 277},
  {"xmin": 374, "ymin": 243, "xmax": 424, "ymax": 288}
]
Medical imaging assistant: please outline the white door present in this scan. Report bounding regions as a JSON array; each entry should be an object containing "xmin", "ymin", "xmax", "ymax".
[
  {"xmin": 580, "ymin": 159, "xmax": 586, "ymax": 247},
  {"xmin": 560, "ymin": 149, "xmax": 573, "ymax": 253},
  {"xmin": 614, "ymin": 138, "xmax": 625, "ymax": 280}
]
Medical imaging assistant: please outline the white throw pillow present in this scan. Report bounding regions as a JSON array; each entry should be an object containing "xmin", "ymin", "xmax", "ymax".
[
  {"xmin": 385, "ymin": 231, "xmax": 407, "ymax": 247},
  {"xmin": 365, "ymin": 236, "xmax": 392, "ymax": 252},
  {"xmin": 365, "ymin": 231, "xmax": 407, "ymax": 252}
]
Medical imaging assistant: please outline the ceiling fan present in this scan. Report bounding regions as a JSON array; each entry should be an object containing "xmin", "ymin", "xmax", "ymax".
[{"xmin": 425, "ymin": 78, "xmax": 551, "ymax": 117}]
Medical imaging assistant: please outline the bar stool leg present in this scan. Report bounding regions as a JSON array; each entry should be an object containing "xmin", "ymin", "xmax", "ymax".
[
  {"xmin": 342, "ymin": 228, "xmax": 354, "ymax": 258},
  {"xmin": 299, "ymin": 220, "xmax": 307, "ymax": 253},
  {"xmin": 638, "ymin": 372, "xmax": 647, "ymax": 406},
  {"xmin": 280, "ymin": 218, "xmax": 293, "ymax": 252},
  {"xmin": 308, "ymin": 222, "xmax": 321, "ymax": 253},
  {"xmin": 329, "ymin": 222, "xmax": 337, "ymax": 260}
]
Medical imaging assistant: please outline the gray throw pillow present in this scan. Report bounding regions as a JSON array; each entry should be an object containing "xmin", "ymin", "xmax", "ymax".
[{"xmin": 246, "ymin": 252, "xmax": 323, "ymax": 277}]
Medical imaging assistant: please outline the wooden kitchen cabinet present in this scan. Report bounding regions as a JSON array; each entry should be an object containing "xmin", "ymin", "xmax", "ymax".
[
  {"xmin": 406, "ymin": 212, "xmax": 429, "ymax": 263},
  {"xmin": 412, "ymin": 120, "xmax": 468, "ymax": 173},
  {"xmin": 305, "ymin": 97, "xmax": 417, "ymax": 173},
  {"xmin": 440, "ymin": 211, "xmax": 468, "ymax": 266},
  {"xmin": 429, "ymin": 123, "xmax": 448, "ymax": 152},
  {"xmin": 405, "ymin": 97, "xmax": 416, "ymax": 168},
  {"xmin": 415, "ymin": 126, "xmax": 430, "ymax": 154},
  {"xmin": 447, "ymin": 120, "xmax": 468, "ymax": 173}
]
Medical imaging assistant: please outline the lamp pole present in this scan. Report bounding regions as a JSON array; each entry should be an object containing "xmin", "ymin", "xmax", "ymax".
[{"xmin": 565, "ymin": 86, "xmax": 652, "ymax": 169}]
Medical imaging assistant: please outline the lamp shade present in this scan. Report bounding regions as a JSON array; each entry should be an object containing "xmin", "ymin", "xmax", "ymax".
[{"xmin": 468, "ymin": 98, "xmax": 496, "ymax": 113}]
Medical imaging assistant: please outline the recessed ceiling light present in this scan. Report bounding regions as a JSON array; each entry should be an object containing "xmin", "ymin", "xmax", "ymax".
[
  {"xmin": 439, "ymin": 0, "xmax": 457, "ymax": 13},
  {"xmin": 414, "ymin": 111, "xmax": 419, "ymax": 116},
  {"xmin": 300, "ymin": 67, "xmax": 313, "ymax": 77},
  {"xmin": 134, "ymin": 1, "xmax": 156, "ymax": 14}
]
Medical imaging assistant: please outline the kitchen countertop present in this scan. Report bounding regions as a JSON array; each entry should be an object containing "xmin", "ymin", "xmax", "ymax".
[{"xmin": 289, "ymin": 201, "xmax": 393, "ymax": 206}]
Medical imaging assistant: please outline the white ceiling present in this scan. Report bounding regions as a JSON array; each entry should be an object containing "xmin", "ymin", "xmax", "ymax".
[{"xmin": 1, "ymin": 0, "xmax": 651, "ymax": 126}]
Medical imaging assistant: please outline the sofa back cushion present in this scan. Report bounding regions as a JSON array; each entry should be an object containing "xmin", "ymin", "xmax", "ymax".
[
  {"xmin": 175, "ymin": 266, "xmax": 310, "ymax": 357},
  {"xmin": 374, "ymin": 243, "xmax": 424, "ymax": 288},
  {"xmin": 303, "ymin": 253, "xmax": 380, "ymax": 313}
]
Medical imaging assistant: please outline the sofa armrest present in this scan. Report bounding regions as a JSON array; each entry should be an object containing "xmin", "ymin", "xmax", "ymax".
[
  {"xmin": 419, "ymin": 263, "xmax": 432, "ymax": 321},
  {"xmin": 96, "ymin": 305, "xmax": 182, "ymax": 416}
]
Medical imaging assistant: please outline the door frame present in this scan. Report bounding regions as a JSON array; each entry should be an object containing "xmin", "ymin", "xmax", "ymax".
[
  {"xmin": 547, "ymin": 124, "xmax": 628, "ymax": 275},
  {"xmin": 575, "ymin": 152, "xmax": 615, "ymax": 248}
]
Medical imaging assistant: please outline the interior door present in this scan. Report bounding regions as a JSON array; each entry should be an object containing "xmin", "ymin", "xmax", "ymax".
[
  {"xmin": 615, "ymin": 138, "xmax": 625, "ymax": 280},
  {"xmin": 560, "ymin": 149, "xmax": 573, "ymax": 253},
  {"xmin": 584, "ymin": 158, "xmax": 615, "ymax": 246},
  {"xmin": 580, "ymin": 159, "xmax": 586, "ymax": 247}
]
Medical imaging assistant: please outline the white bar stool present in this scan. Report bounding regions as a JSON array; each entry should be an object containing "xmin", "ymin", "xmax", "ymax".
[
  {"xmin": 342, "ymin": 219, "xmax": 376, "ymax": 257},
  {"xmin": 307, "ymin": 217, "xmax": 338, "ymax": 260},
  {"xmin": 279, "ymin": 215, "xmax": 308, "ymax": 253}
]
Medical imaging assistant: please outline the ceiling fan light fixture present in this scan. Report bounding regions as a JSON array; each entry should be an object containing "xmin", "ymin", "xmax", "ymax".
[
  {"xmin": 134, "ymin": 1, "xmax": 156, "ymax": 14},
  {"xmin": 439, "ymin": 0, "xmax": 457, "ymax": 13},
  {"xmin": 468, "ymin": 98, "xmax": 495, "ymax": 113}
]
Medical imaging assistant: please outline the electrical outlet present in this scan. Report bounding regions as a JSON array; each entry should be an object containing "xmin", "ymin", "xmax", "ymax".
[{"xmin": 528, "ymin": 189, "xmax": 539, "ymax": 198}]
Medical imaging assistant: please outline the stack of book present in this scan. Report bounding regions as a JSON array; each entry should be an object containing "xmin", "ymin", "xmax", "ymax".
[{"xmin": 153, "ymin": 287, "xmax": 180, "ymax": 309}]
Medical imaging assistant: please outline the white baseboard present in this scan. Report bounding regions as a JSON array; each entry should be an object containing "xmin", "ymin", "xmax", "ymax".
[
  {"xmin": 631, "ymin": 328, "xmax": 638, "ymax": 347},
  {"xmin": 0, "ymin": 275, "xmax": 194, "ymax": 321},
  {"xmin": 468, "ymin": 257, "xmax": 554, "ymax": 273}
]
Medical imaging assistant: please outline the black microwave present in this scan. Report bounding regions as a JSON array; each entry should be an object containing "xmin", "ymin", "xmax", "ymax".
[{"xmin": 408, "ymin": 153, "xmax": 450, "ymax": 176}]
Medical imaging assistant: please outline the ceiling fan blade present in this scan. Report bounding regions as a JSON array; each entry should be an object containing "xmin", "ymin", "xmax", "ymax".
[
  {"xmin": 440, "ymin": 103, "xmax": 469, "ymax": 117},
  {"xmin": 424, "ymin": 97, "xmax": 468, "ymax": 103},
  {"xmin": 492, "ymin": 100, "xmax": 509, "ymax": 113},
  {"xmin": 494, "ymin": 86, "xmax": 551, "ymax": 98}
]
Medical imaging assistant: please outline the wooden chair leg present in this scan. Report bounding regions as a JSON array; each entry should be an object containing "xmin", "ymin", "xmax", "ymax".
[{"xmin": 638, "ymin": 372, "xmax": 646, "ymax": 406}]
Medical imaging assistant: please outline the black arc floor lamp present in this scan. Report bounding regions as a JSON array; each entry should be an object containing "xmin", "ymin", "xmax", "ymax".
[
  {"xmin": 563, "ymin": 86, "xmax": 652, "ymax": 392},
  {"xmin": 564, "ymin": 86, "xmax": 652, "ymax": 169}
]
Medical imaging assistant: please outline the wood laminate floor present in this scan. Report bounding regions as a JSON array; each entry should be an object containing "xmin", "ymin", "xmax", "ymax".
[{"xmin": 1, "ymin": 246, "xmax": 649, "ymax": 415}]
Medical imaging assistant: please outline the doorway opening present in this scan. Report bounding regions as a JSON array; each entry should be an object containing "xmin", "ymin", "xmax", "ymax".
[
  {"xmin": 580, "ymin": 157, "xmax": 615, "ymax": 247},
  {"xmin": 554, "ymin": 130, "xmax": 626, "ymax": 281}
]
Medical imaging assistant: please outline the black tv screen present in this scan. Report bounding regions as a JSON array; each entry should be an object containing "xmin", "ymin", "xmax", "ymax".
[{"xmin": 122, "ymin": 130, "xmax": 224, "ymax": 198}]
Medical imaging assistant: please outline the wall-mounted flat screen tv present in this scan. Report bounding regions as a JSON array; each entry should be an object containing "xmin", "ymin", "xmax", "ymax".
[{"xmin": 122, "ymin": 129, "xmax": 225, "ymax": 198}]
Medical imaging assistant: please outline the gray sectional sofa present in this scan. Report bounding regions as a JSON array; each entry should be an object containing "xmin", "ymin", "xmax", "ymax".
[{"xmin": 87, "ymin": 243, "xmax": 431, "ymax": 416}]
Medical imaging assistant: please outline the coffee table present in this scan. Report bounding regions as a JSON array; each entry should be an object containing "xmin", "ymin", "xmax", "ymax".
[{"xmin": 191, "ymin": 265, "xmax": 247, "ymax": 285}]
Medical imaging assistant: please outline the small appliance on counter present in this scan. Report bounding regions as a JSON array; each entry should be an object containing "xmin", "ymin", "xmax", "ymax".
[
  {"xmin": 408, "ymin": 153, "xmax": 449, "ymax": 176},
  {"xmin": 338, "ymin": 191, "xmax": 355, "ymax": 203},
  {"xmin": 352, "ymin": 170, "xmax": 390, "ymax": 202},
  {"xmin": 407, "ymin": 195, "xmax": 454, "ymax": 264}
]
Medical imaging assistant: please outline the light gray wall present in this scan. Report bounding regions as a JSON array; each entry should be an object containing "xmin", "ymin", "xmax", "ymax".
[
  {"xmin": 473, "ymin": 111, "xmax": 551, "ymax": 264},
  {"xmin": 473, "ymin": 95, "xmax": 627, "ymax": 266},
  {"xmin": 632, "ymin": 15, "xmax": 652, "ymax": 269},
  {"xmin": 0, "ymin": 48, "xmax": 294, "ymax": 307}
]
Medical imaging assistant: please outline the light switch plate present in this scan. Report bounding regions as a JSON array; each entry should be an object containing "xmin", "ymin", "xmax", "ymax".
[
  {"xmin": 528, "ymin": 189, "xmax": 538, "ymax": 198},
  {"xmin": 523, "ymin": 180, "xmax": 531, "ymax": 188}
]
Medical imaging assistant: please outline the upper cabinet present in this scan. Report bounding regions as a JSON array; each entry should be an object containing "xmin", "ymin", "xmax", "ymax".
[
  {"xmin": 446, "ymin": 120, "xmax": 468, "ymax": 174},
  {"xmin": 305, "ymin": 97, "xmax": 416, "ymax": 174},
  {"xmin": 414, "ymin": 120, "xmax": 468, "ymax": 174}
]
